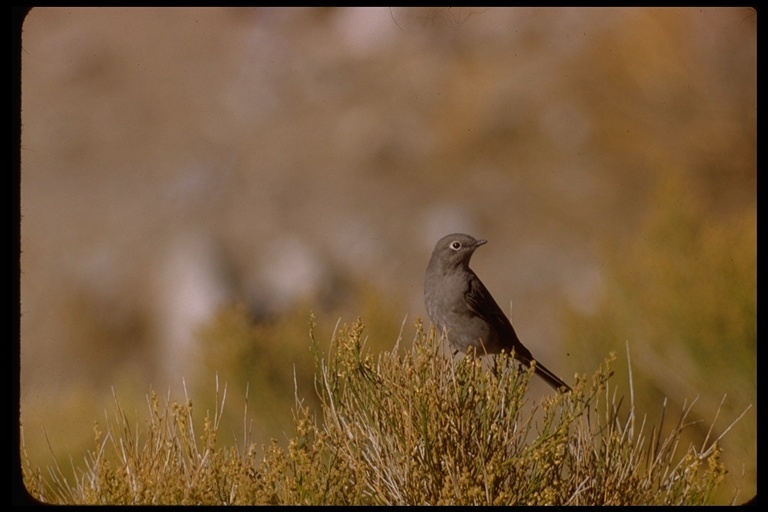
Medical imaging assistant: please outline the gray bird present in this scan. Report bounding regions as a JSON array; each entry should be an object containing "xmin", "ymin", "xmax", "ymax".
[{"xmin": 424, "ymin": 233, "xmax": 571, "ymax": 392}]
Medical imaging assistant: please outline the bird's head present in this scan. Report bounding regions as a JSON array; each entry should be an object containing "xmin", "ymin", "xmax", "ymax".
[{"xmin": 429, "ymin": 233, "xmax": 487, "ymax": 271}]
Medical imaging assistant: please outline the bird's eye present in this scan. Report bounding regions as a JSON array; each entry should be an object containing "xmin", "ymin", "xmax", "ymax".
[{"xmin": 450, "ymin": 241, "xmax": 462, "ymax": 251}]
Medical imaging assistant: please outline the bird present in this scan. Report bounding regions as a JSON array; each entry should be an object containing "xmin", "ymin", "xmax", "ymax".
[{"xmin": 424, "ymin": 233, "xmax": 571, "ymax": 392}]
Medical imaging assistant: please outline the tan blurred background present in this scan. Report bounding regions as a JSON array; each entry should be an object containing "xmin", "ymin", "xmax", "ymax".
[{"xmin": 20, "ymin": 7, "xmax": 755, "ymax": 503}]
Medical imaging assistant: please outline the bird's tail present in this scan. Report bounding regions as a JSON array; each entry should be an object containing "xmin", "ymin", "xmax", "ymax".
[{"xmin": 531, "ymin": 360, "xmax": 571, "ymax": 392}]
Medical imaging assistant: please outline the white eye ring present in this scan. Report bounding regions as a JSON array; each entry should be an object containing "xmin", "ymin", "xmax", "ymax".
[{"xmin": 450, "ymin": 241, "xmax": 462, "ymax": 251}]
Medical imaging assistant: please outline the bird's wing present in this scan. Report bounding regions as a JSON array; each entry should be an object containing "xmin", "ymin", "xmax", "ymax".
[
  {"xmin": 463, "ymin": 271, "xmax": 535, "ymax": 363},
  {"xmin": 464, "ymin": 271, "xmax": 571, "ymax": 392}
]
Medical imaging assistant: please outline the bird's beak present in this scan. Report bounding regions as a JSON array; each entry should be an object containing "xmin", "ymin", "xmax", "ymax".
[{"xmin": 474, "ymin": 239, "xmax": 487, "ymax": 248}]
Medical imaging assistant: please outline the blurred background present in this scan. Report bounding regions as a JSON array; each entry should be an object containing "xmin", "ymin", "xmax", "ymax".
[{"xmin": 20, "ymin": 7, "xmax": 755, "ymax": 503}]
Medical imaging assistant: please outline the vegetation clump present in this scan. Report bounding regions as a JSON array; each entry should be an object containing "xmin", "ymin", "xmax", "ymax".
[{"xmin": 22, "ymin": 318, "xmax": 732, "ymax": 505}]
